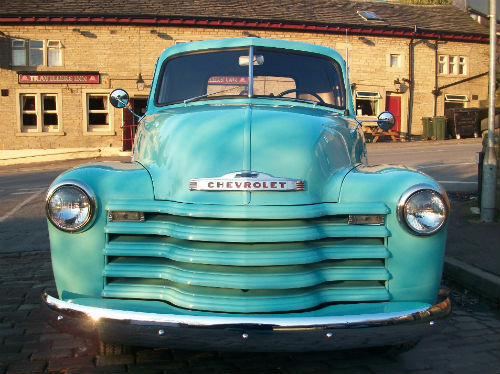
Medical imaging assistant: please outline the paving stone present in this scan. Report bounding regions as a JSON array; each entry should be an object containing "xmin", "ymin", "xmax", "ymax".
[
  {"xmin": 30, "ymin": 348, "xmax": 73, "ymax": 361},
  {"xmin": 0, "ymin": 346, "xmax": 20, "ymax": 354},
  {"xmin": 46, "ymin": 356, "xmax": 95, "ymax": 372},
  {"xmin": 0, "ymin": 352, "xmax": 31, "ymax": 364},
  {"xmin": 126, "ymin": 364, "xmax": 165, "ymax": 374},
  {"xmin": 95, "ymin": 354, "xmax": 135, "ymax": 367},
  {"xmin": 5, "ymin": 360, "xmax": 46, "ymax": 374},
  {"xmin": 135, "ymin": 349, "xmax": 172, "ymax": 363},
  {"xmin": 39, "ymin": 332, "xmax": 74, "ymax": 342}
]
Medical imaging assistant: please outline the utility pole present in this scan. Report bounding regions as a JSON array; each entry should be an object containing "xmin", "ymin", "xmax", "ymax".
[{"xmin": 481, "ymin": 0, "xmax": 498, "ymax": 222}]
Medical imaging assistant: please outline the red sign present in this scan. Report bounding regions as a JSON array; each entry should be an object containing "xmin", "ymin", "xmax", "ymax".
[
  {"xmin": 208, "ymin": 76, "xmax": 248, "ymax": 85},
  {"xmin": 18, "ymin": 72, "xmax": 100, "ymax": 84}
]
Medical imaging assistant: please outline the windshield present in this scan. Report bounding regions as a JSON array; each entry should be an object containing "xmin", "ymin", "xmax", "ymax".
[{"xmin": 155, "ymin": 47, "xmax": 346, "ymax": 109}]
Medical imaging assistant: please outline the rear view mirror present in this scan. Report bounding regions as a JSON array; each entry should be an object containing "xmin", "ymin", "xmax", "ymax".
[
  {"xmin": 238, "ymin": 55, "xmax": 264, "ymax": 66},
  {"xmin": 377, "ymin": 111, "xmax": 396, "ymax": 131},
  {"xmin": 110, "ymin": 89, "xmax": 130, "ymax": 108}
]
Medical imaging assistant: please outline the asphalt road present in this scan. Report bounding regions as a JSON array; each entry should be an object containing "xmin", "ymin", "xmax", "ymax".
[{"xmin": 367, "ymin": 138, "xmax": 482, "ymax": 193}]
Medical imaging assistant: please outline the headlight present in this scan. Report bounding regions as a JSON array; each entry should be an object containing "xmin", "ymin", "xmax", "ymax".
[
  {"xmin": 46, "ymin": 181, "xmax": 97, "ymax": 233},
  {"xmin": 398, "ymin": 184, "xmax": 449, "ymax": 235}
]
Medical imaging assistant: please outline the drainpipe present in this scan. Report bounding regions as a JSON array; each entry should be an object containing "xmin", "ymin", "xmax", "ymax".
[
  {"xmin": 433, "ymin": 40, "xmax": 439, "ymax": 117},
  {"xmin": 407, "ymin": 35, "xmax": 414, "ymax": 140}
]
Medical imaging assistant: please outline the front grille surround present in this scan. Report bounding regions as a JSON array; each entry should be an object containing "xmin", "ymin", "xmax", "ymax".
[{"xmin": 102, "ymin": 201, "xmax": 392, "ymax": 314}]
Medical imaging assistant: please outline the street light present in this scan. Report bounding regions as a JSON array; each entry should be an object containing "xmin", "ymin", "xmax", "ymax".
[{"xmin": 136, "ymin": 73, "xmax": 145, "ymax": 91}]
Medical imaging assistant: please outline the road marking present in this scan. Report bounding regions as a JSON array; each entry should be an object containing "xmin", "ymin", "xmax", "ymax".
[
  {"xmin": 438, "ymin": 181, "xmax": 478, "ymax": 184},
  {"xmin": 0, "ymin": 188, "xmax": 45, "ymax": 223},
  {"xmin": 417, "ymin": 162, "xmax": 476, "ymax": 170}
]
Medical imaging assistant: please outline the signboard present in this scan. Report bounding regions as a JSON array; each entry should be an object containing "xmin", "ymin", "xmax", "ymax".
[
  {"xmin": 208, "ymin": 76, "xmax": 248, "ymax": 85},
  {"xmin": 18, "ymin": 72, "xmax": 100, "ymax": 84}
]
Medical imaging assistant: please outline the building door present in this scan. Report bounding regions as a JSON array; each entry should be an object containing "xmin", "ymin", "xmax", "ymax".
[
  {"xmin": 385, "ymin": 93, "xmax": 401, "ymax": 134},
  {"xmin": 122, "ymin": 98, "xmax": 148, "ymax": 151}
]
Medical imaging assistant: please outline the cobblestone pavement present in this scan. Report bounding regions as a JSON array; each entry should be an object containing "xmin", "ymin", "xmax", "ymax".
[{"xmin": 0, "ymin": 250, "xmax": 498, "ymax": 374}]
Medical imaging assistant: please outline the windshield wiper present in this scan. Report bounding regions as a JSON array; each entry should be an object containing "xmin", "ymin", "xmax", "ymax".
[{"xmin": 184, "ymin": 86, "xmax": 242, "ymax": 105}]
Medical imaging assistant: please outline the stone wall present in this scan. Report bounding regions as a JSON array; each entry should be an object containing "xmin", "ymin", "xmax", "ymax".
[{"xmin": 0, "ymin": 24, "xmax": 489, "ymax": 150}]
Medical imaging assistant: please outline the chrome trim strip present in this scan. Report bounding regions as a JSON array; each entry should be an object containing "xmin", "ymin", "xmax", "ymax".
[{"xmin": 43, "ymin": 293, "xmax": 450, "ymax": 329}]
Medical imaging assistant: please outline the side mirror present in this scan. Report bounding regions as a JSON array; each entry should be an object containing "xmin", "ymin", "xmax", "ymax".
[
  {"xmin": 377, "ymin": 111, "xmax": 396, "ymax": 131},
  {"xmin": 110, "ymin": 89, "xmax": 130, "ymax": 109}
]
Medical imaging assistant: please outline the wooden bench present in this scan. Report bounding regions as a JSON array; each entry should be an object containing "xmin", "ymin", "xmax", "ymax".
[{"xmin": 363, "ymin": 125, "xmax": 400, "ymax": 143}]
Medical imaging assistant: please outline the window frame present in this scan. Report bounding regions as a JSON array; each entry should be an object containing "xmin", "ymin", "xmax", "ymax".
[
  {"xmin": 355, "ymin": 91, "xmax": 381, "ymax": 117},
  {"xmin": 15, "ymin": 89, "xmax": 64, "ymax": 135},
  {"xmin": 47, "ymin": 40, "xmax": 63, "ymax": 66},
  {"xmin": 82, "ymin": 90, "xmax": 115, "ymax": 136},
  {"xmin": 438, "ymin": 55, "xmax": 467, "ymax": 76},
  {"xmin": 11, "ymin": 39, "xmax": 63, "ymax": 67}
]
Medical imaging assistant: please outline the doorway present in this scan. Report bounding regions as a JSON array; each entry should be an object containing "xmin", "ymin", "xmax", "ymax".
[
  {"xmin": 122, "ymin": 98, "xmax": 148, "ymax": 151},
  {"xmin": 385, "ymin": 93, "xmax": 401, "ymax": 134}
]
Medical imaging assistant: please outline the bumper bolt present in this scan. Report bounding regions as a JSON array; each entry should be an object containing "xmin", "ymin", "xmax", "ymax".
[
  {"xmin": 57, "ymin": 315, "xmax": 63, "ymax": 321},
  {"xmin": 242, "ymin": 333, "xmax": 249, "ymax": 339},
  {"xmin": 158, "ymin": 329, "xmax": 165, "ymax": 336},
  {"xmin": 326, "ymin": 332, "xmax": 333, "ymax": 338}
]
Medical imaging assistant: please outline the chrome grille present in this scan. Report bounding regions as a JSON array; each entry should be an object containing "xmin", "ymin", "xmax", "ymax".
[{"xmin": 102, "ymin": 202, "xmax": 391, "ymax": 314}]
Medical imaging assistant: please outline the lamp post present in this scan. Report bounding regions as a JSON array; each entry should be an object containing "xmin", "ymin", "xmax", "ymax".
[{"xmin": 480, "ymin": 0, "xmax": 498, "ymax": 222}]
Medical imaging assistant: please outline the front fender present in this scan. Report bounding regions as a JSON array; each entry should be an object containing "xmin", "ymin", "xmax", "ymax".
[
  {"xmin": 339, "ymin": 165, "xmax": 448, "ymax": 304},
  {"xmin": 47, "ymin": 161, "xmax": 154, "ymax": 300}
]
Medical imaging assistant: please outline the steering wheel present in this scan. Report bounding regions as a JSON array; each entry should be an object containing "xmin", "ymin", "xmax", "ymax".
[{"xmin": 276, "ymin": 89, "xmax": 325, "ymax": 104}]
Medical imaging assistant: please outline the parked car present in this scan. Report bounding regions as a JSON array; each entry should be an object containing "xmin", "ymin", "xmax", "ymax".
[{"xmin": 43, "ymin": 38, "xmax": 450, "ymax": 354}]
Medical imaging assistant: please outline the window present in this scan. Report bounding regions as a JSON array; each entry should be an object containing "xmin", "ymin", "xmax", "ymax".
[
  {"xmin": 458, "ymin": 57, "xmax": 467, "ymax": 75},
  {"xmin": 17, "ymin": 92, "xmax": 62, "ymax": 133},
  {"xmin": 12, "ymin": 40, "xmax": 27, "ymax": 66},
  {"xmin": 438, "ymin": 55, "xmax": 467, "ymax": 75},
  {"xmin": 390, "ymin": 54, "xmax": 401, "ymax": 68},
  {"xmin": 357, "ymin": 11, "xmax": 380, "ymax": 21},
  {"xmin": 438, "ymin": 55, "xmax": 447, "ymax": 74},
  {"xmin": 355, "ymin": 91, "xmax": 381, "ymax": 116},
  {"xmin": 47, "ymin": 40, "xmax": 62, "ymax": 66},
  {"xmin": 448, "ymin": 56, "xmax": 457, "ymax": 75},
  {"xmin": 83, "ymin": 92, "xmax": 114, "ymax": 134},
  {"xmin": 445, "ymin": 94, "xmax": 469, "ymax": 102},
  {"xmin": 11, "ymin": 39, "xmax": 62, "ymax": 66}
]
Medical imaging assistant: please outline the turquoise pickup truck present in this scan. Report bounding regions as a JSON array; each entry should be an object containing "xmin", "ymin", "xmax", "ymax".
[{"xmin": 43, "ymin": 37, "xmax": 450, "ymax": 353}]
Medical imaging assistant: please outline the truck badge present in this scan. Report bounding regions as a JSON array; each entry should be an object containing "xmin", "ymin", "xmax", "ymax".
[{"xmin": 189, "ymin": 172, "xmax": 305, "ymax": 191}]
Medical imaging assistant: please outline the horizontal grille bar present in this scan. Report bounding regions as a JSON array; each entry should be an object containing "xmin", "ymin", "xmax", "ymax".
[
  {"xmin": 106, "ymin": 200, "xmax": 390, "ymax": 219},
  {"xmin": 103, "ymin": 279, "xmax": 390, "ymax": 313},
  {"xmin": 104, "ymin": 257, "xmax": 389, "ymax": 290},
  {"xmin": 105, "ymin": 215, "xmax": 390, "ymax": 243},
  {"xmin": 105, "ymin": 237, "xmax": 388, "ymax": 266}
]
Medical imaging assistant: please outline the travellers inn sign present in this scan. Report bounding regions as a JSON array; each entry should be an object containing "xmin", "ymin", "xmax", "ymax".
[{"xmin": 18, "ymin": 71, "xmax": 100, "ymax": 84}]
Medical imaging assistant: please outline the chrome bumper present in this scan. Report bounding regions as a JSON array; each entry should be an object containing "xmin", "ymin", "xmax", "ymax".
[{"xmin": 42, "ymin": 293, "xmax": 451, "ymax": 351}]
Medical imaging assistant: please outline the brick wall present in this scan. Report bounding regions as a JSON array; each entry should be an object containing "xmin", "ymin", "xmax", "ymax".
[{"xmin": 0, "ymin": 24, "xmax": 489, "ymax": 150}]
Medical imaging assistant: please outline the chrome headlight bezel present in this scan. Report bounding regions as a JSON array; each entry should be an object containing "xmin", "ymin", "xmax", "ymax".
[
  {"xmin": 45, "ymin": 180, "xmax": 97, "ymax": 233},
  {"xmin": 397, "ymin": 184, "xmax": 449, "ymax": 236}
]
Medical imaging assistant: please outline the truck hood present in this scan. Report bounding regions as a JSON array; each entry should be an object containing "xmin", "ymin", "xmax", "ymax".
[{"xmin": 134, "ymin": 104, "xmax": 356, "ymax": 205}]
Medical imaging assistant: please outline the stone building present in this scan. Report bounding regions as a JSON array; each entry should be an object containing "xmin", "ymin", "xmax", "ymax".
[{"xmin": 0, "ymin": 0, "xmax": 489, "ymax": 151}]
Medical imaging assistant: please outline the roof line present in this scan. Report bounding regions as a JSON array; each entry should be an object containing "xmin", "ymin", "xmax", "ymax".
[{"xmin": 0, "ymin": 15, "xmax": 489, "ymax": 44}]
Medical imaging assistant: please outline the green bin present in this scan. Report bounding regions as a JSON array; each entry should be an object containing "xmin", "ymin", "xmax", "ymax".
[
  {"xmin": 432, "ymin": 116, "xmax": 447, "ymax": 140},
  {"xmin": 422, "ymin": 117, "xmax": 433, "ymax": 140}
]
